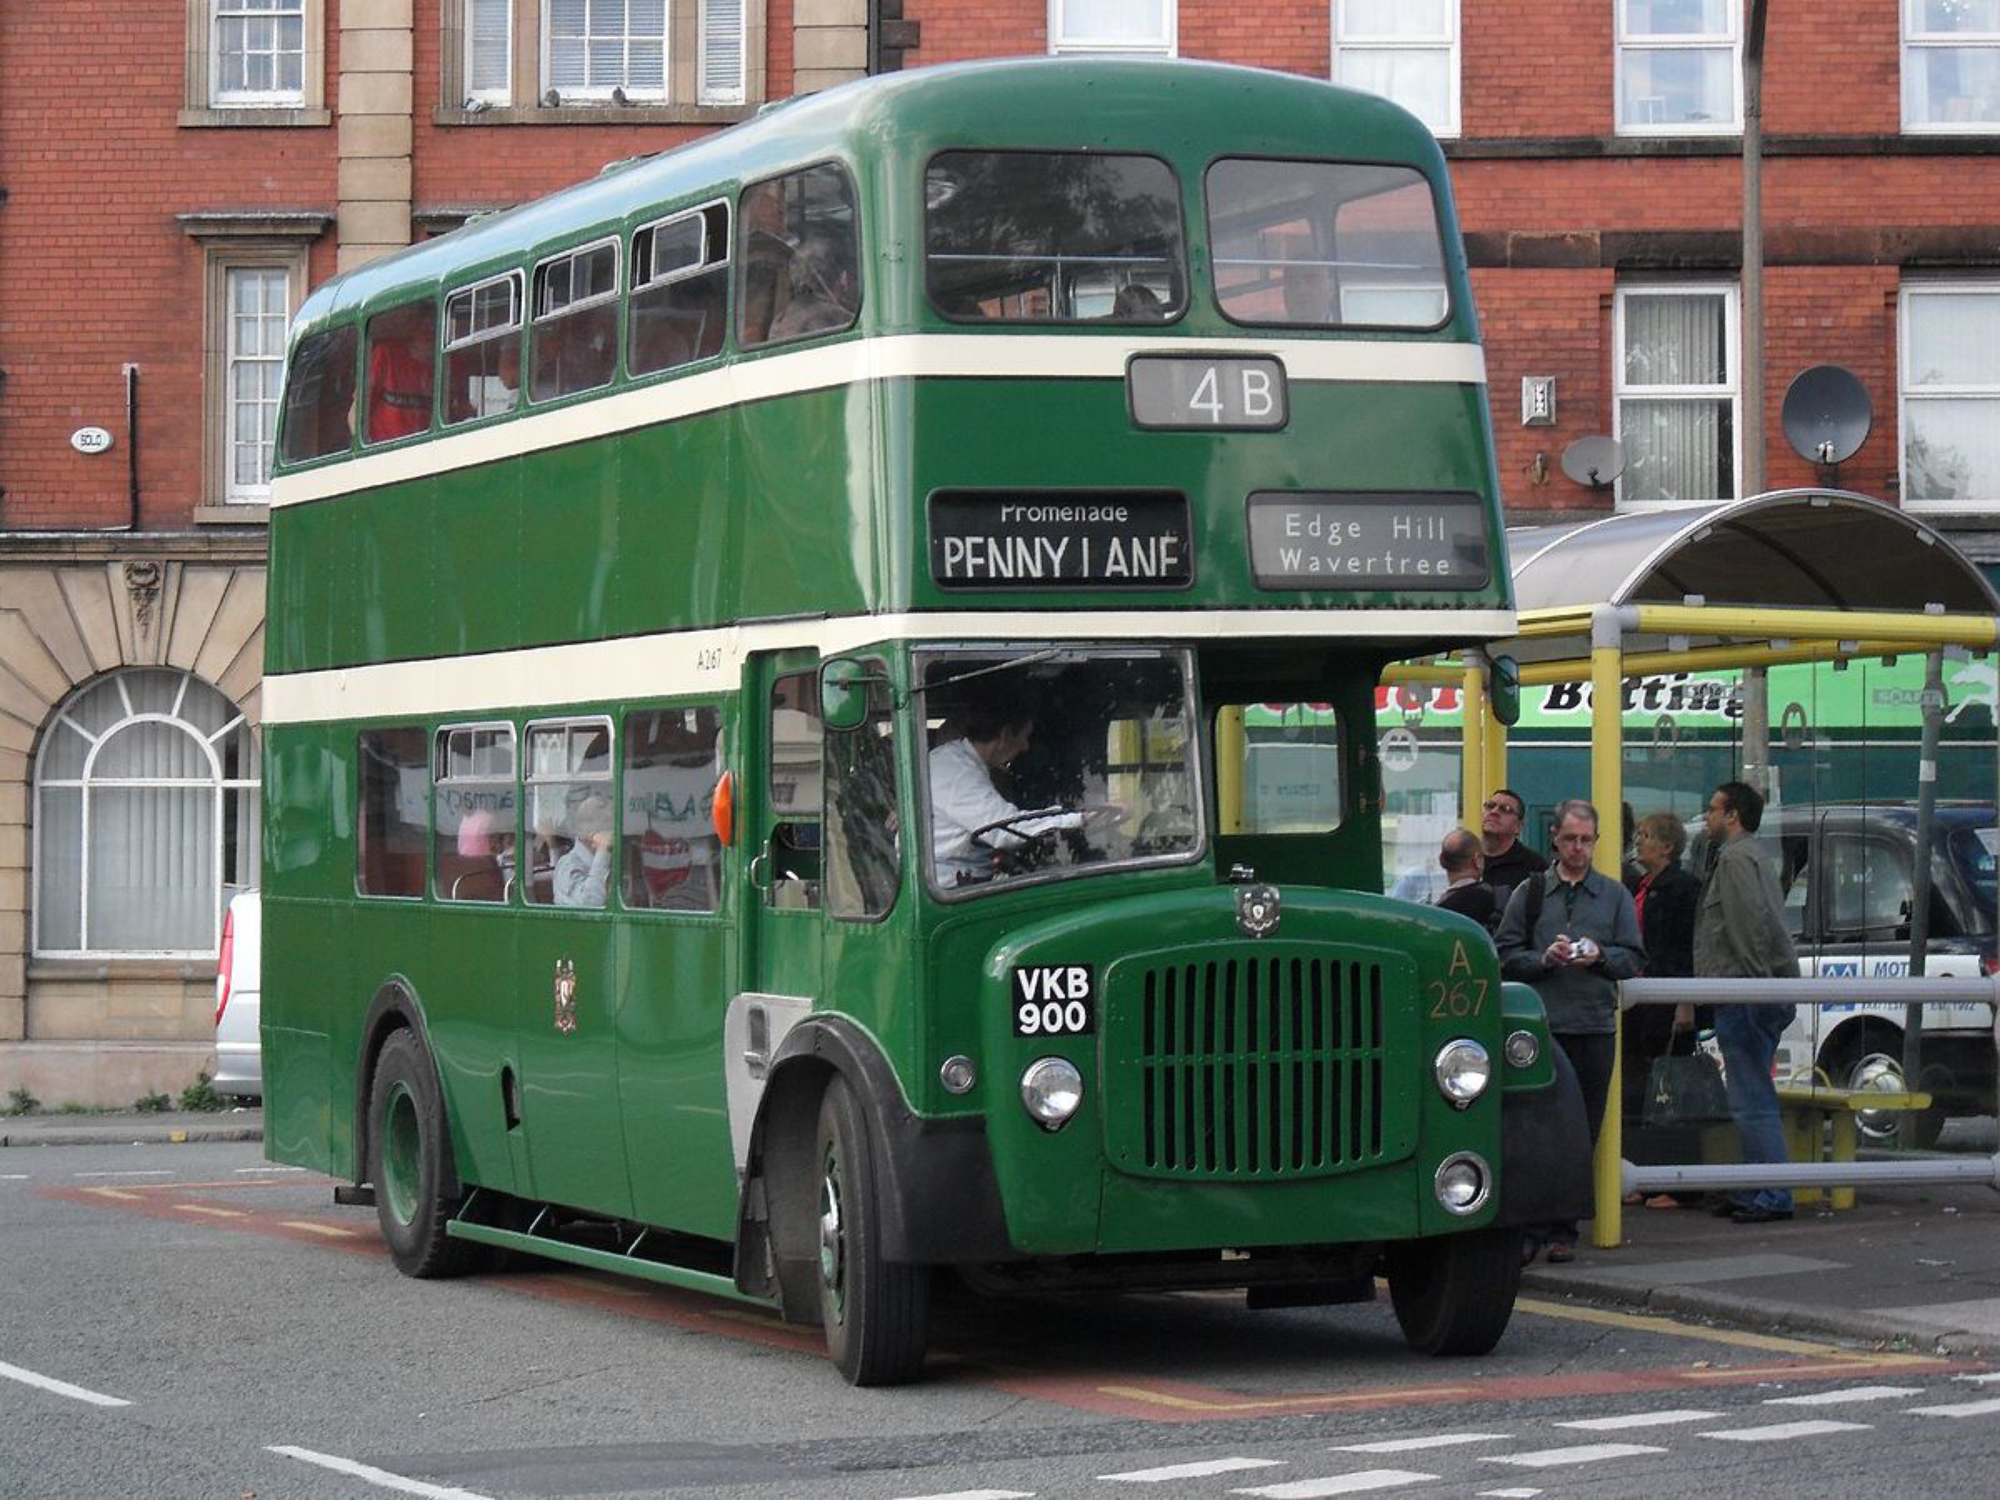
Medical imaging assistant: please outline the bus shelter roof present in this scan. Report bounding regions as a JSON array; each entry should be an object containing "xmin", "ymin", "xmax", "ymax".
[{"xmin": 1497, "ymin": 489, "xmax": 2000, "ymax": 663}]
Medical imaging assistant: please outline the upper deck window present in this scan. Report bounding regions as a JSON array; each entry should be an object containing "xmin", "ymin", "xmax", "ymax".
[
  {"xmin": 443, "ymin": 272, "xmax": 524, "ymax": 426},
  {"xmin": 630, "ymin": 202, "xmax": 729, "ymax": 375},
  {"xmin": 738, "ymin": 165, "xmax": 861, "ymax": 347},
  {"xmin": 924, "ymin": 152, "xmax": 1185, "ymax": 324},
  {"xmin": 531, "ymin": 239, "xmax": 620, "ymax": 401},
  {"xmin": 363, "ymin": 301, "xmax": 439, "ymax": 445},
  {"xmin": 1206, "ymin": 158, "xmax": 1448, "ymax": 330},
  {"xmin": 278, "ymin": 324, "xmax": 357, "ymax": 465}
]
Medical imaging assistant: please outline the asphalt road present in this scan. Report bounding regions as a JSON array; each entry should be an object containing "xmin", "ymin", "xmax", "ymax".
[{"xmin": 4, "ymin": 1138, "xmax": 1998, "ymax": 1499}]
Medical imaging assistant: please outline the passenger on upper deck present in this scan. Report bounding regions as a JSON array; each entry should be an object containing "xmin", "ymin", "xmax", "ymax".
[
  {"xmin": 365, "ymin": 307, "xmax": 436, "ymax": 443},
  {"xmin": 768, "ymin": 227, "xmax": 859, "ymax": 341}
]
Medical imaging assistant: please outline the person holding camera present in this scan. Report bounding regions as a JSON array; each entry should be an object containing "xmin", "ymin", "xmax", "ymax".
[{"xmin": 1496, "ymin": 798, "xmax": 1645, "ymax": 1263}]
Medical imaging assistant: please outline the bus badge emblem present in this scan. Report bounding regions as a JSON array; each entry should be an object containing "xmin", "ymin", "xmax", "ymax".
[
  {"xmin": 1237, "ymin": 884, "xmax": 1281, "ymax": 938},
  {"xmin": 553, "ymin": 959, "xmax": 579, "ymax": 1034}
]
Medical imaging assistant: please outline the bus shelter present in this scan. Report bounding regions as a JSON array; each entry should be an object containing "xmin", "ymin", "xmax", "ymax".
[{"xmin": 1391, "ymin": 488, "xmax": 2000, "ymax": 1246}]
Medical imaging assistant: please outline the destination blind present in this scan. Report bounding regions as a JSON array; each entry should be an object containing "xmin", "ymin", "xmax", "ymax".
[
  {"xmin": 929, "ymin": 490, "xmax": 1192, "ymax": 589},
  {"xmin": 1246, "ymin": 491, "xmax": 1489, "ymax": 589}
]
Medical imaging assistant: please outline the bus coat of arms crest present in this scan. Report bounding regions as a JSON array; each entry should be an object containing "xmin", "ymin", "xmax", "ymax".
[{"xmin": 553, "ymin": 958, "xmax": 578, "ymax": 1034}]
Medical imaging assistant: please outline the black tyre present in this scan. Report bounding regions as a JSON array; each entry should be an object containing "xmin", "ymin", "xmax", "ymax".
[
  {"xmin": 367, "ymin": 1028, "xmax": 487, "ymax": 1278},
  {"xmin": 814, "ymin": 1076, "xmax": 931, "ymax": 1385},
  {"xmin": 1385, "ymin": 1227, "xmax": 1524, "ymax": 1356}
]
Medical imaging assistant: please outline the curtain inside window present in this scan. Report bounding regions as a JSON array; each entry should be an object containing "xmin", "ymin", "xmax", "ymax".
[{"xmin": 1622, "ymin": 292, "xmax": 1731, "ymax": 501}]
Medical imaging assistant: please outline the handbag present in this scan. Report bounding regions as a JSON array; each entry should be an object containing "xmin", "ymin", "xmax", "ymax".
[{"xmin": 1642, "ymin": 1027, "xmax": 1731, "ymax": 1127}]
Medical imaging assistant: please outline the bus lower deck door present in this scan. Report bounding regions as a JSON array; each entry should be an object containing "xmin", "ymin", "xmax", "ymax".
[{"xmin": 744, "ymin": 652, "xmax": 827, "ymax": 1012}]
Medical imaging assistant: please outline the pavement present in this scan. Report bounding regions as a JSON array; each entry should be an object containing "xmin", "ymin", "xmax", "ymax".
[{"xmin": 7, "ymin": 1104, "xmax": 2000, "ymax": 1358}]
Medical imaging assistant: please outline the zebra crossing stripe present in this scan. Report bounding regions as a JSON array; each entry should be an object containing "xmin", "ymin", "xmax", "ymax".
[
  {"xmin": 1555, "ymin": 1410, "xmax": 1719, "ymax": 1430},
  {"xmin": 1700, "ymin": 1420, "xmax": 1871, "ymax": 1442},
  {"xmin": 1907, "ymin": 1397, "xmax": 2000, "ymax": 1419},
  {"xmin": 1328, "ymin": 1433, "xmax": 1510, "ymax": 1453},
  {"xmin": 1232, "ymin": 1470, "xmax": 1438, "ymax": 1498},
  {"xmin": 1483, "ymin": 1443, "xmax": 1665, "ymax": 1468},
  {"xmin": 1764, "ymin": 1386, "xmax": 1922, "ymax": 1406},
  {"xmin": 1101, "ymin": 1458, "xmax": 1286, "ymax": 1482}
]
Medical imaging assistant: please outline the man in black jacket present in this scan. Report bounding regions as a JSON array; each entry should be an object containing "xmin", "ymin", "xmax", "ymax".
[
  {"xmin": 1434, "ymin": 827, "xmax": 1497, "ymax": 931},
  {"xmin": 1480, "ymin": 787, "xmax": 1547, "ymax": 900}
]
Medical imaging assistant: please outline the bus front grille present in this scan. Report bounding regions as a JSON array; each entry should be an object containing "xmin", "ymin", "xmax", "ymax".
[{"xmin": 1105, "ymin": 949, "xmax": 1413, "ymax": 1181}]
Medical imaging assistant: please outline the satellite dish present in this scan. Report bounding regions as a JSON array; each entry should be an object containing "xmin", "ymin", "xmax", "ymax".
[
  {"xmin": 1561, "ymin": 435, "xmax": 1625, "ymax": 489},
  {"xmin": 1782, "ymin": 365, "xmax": 1872, "ymax": 467}
]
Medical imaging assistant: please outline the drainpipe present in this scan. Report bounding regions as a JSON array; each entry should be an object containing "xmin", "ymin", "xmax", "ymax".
[
  {"xmin": 1742, "ymin": 0, "xmax": 1769, "ymax": 497},
  {"xmin": 123, "ymin": 363, "xmax": 141, "ymax": 530}
]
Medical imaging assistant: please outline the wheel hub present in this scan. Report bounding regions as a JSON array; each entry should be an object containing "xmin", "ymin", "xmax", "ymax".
[{"xmin": 818, "ymin": 1163, "xmax": 846, "ymax": 1296}]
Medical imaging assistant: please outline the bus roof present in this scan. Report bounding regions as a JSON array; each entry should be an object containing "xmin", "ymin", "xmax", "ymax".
[{"xmin": 291, "ymin": 57, "xmax": 1452, "ymax": 336}]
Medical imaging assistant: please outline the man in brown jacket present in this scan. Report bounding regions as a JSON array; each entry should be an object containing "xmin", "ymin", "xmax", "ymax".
[{"xmin": 1695, "ymin": 780, "xmax": 1800, "ymax": 1223}]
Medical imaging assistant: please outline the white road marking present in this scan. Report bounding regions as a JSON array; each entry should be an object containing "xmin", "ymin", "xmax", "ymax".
[
  {"xmin": 74, "ymin": 1170, "xmax": 173, "ymax": 1179},
  {"xmin": 1329, "ymin": 1433, "xmax": 1510, "ymax": 1453},
  {"xmin": 1907, "ymin": 1397, "xmax": 2000, "ymax": 1418},
  {"xmin": 1555, "ymin": 1410, "xmax": 1719, "ymax": 1431},
  {"xmin": 267, "ymin": 1447, "xmax": 497, "ymax": 1499},
  {"xmin": 1764, "ymin": 1386, "xmax": 1924, "ymax": 1406},
  {"xmin": 1483, "ymin": 1444, "xmax": 1666, "ymax": 1468},
  {"xmin": 1233, "ymin": 1472, "xmax": 1437, "ymax": 1498},
  {"xmin": 1700, "ymin": 1420, "xmax": 1871, "ymax": 1442},
  {"xmin": 1953, "ymin": 1373, "xmax": 2000, "ymax": 1385},
  {"xmin": 0, "ymin": 1174, "xmax": 28, "ymax": 1181},
  {"xmin": 236, "ymin": 1165, "xmax": 306, "ymax": 1174},
  {"xmin": 890, "ymin": 1491, "xmax": 1034, "ymax": 1500},
  {"xmin": 1477, "ymin": 1491, "xmax": 1544, "ymax": 1499},
  {"xmin": 1103, "ymin": 1458, "xmax": 1286, "ymax": 1481},
  {"xmin": 0, "ymin": 1359, "xmax": 131, "ymax": 1408}
]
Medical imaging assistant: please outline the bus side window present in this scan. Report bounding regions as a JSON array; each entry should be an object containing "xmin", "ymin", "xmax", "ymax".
[
  {"xmin": 768, "ymin": 671, "xmax": 824, "ymax": 908},
  {"xmin": 621, "ymin": 706, "xmax": 724, "ymax": 913},
  {"xmin": 442, "ymin": 273, "xmax": 523, "ymax": 427},
  {"xmin": 737, "ymin": 163, "xmax": 860, "ymax": 349},
  {"xmin": 630, "ymin": 203, "xmax": 728, "ymax": 377},
  {"xmin": 433, "ymin": 722, "xmax": 517, "ymax": 903},
  {"xmin": 531, "ymin": 239, "xmax": 620, "ymax": 402},
  {"xmin": 525, "ymin": 718, "xmax": 615, "ymax": 909},
  {"xmin": 363, "ymin": 300, "xmax": 438, "ymax": 445},
  {"xmin": 357, "ymin": 727, "xmax": 428, "ymax": 898},
  {"xmin": 825, "ymin": 667, "xmax": 900, "ymax": 921},
  {"xmin": 278, "ymin": 324, "xmax": 358, "ymax": 463}
]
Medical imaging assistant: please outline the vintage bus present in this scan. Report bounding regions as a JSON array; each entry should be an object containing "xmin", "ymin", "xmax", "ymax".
[{"xmin": 260, "ymin": 57, "xmax": 1588, "ymax": 1384}]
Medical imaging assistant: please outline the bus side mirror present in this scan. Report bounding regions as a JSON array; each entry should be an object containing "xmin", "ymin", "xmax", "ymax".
[
  {"xmin": 820, "ymin": 656, "xmax": 874, "ymax": 732},
  {"xmin": 1489, "ymin": 654, "xmax": 1522, "ymax": 728}
]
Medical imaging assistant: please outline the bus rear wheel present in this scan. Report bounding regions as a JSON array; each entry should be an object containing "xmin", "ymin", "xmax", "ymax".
[
  {"xmin": 814, "ymin": 1076, "xmax": 931, "ymax": 1385},
  {"xmin": 368, "ymin": 1028, "xmax": 487, "ymax": 1279},
  {"xmin": 1385, "ymin": 1227, "xmax": 1523, "ymax": 1356}
]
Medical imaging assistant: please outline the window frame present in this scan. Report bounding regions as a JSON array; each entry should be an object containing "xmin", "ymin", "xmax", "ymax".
[
  {"xmin": 1903, "ymin": 0, "xmax": 2000, "ymax": 134},
  {"xmin": 541, "ymin": 0, "xmax": 669, "ymax": 102},
  {"xmin": 441, "ymin": 269, "xmax": 527, "ymax": 428},
  {"xmin": 433, "ymin": 721, "xmax": 520, "ymax": 904},
  {"xmin": 628, "ymin": 200, "xmax": 732, "ymax": 379},
  {"xmin": 464, "ymin": 0, "xmax": 515, "ymax": 105},
  {"xmin": 1048, "ymin": 0, "xmax": 1177, "ymax": 57},
  {"xmin": 32, "ymin": 669, "xmax": 260, "ymax": 959},
  {"xmin": 186, "ymin": 0, "xmax": 327, "ymax": 123},
  {"xmin": 621, "ymin": 703, "xmax": 728, "ymax": 916},
  {"xmin": 1612, "ymin": 280, "xmax": 1742, "ymax": 509},
  {"xmin": 212, "ymin": 255, "xmax": 303, "ymax": 506},
  {"xmin": 523, "ymin": 715, "xmax": 618, "ymax": 910},
  {"xmin": 1613, "ymin": 0, "xmax": 1743, "ymax": 137},
  {"xmin": 1330, "ymin": 0, "xmax": 1461, "ymax": 139},
  {"xmin": 529, "ymin": 236, "xmax": 624, "ymax": 402},
  {"xmin": 1898, "ymin": 278, "xmax": 2000, "ymax": 513}
]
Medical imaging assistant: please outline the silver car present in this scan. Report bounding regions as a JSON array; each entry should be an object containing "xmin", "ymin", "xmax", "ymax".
[{"xmin": 214, "ymin": 890, "xmax": 261, "ymax": 1100}]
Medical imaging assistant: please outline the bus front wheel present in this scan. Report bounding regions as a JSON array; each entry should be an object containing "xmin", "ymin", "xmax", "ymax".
[
  {"xmin": 814, "ymin": 1076, "xmax": 931, "ymax": 1385},
  {"xmin": 1385, "ymin": 1227, "xmax": 1523, "ymax": 1356},
  {"xmin": 367, "ymin": 1028, "xmax": 486, "ymax": 1279}
]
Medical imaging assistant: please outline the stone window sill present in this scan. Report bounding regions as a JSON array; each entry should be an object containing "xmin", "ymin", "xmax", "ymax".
[
  {"xmin": 179, "ymin": 107, "xmax": 332, "ymax": 129},
  {"xmin": 193, "ymin": 503, "xmax": 270, "ymax": 526},
  {"xmin": 433, "ymin": 103, "xmax": 753, "ymax": 128},
  {"xmin": 30, "ymin": 958, "xmax": 219, "ymax": 983}
]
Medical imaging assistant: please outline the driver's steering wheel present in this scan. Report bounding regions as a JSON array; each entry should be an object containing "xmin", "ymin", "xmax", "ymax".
[{"xmin": 968, "ymin": 803, "xmax": 1126, "ymax": 848}]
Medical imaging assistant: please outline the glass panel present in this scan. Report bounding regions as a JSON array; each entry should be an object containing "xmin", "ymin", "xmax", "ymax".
[
  {"xmin": 1622, "ymin": 0, "xmax": 1730, "ymax": 36},
  {"xmin": 924, "ymin": 152, "xmax": 1184, "ymax": 324},
  {"xmin": 1907, "ymin": 292, "xmax": 2000, "ymax": 385},
  {"xmin": 89, "ymin": 785, "xmax": 215, "ymax": 951},
  {"xmin": 1909, "ymin": 46, "xmax": 2000, "ymax": 124},
  {"xmin": 444, "ymin": 335, "xmax": 522, "ymax": 424},
  {"xmin": 1232, "ymin": 703, "xmax": 1345, "ymax": 833},
  {"xmin": 622, "ymin": 707, "xmax": 724, "ymax": 912},
  {"xmin": 921, "ymin": 650, "xmax": 1198, "ymax": 894},
  {"xmin": 1208, "ymin": 157, "xmax": 1447, "ymax": 328},
  {"xmin": 631, "ymin": 265, "xmax": 727, "ymax": 374},
  {"xmin": 123, "ymin": 669, "xmax": 187, "ymax": 718},
  {"xmin": 279, "ymin": 324, "xmax": 358, "ymax": 464},
  {"xmin": 1623, "ymin": 292, "xmax": 1728, "ymax": 386},
  {"xmin": 35, "ymin": 786, "xmax": 83, "ymax": 950},
  {"xmin": 1905, "ymin": 397, "xmax": 2000, "ymax": 502},
  {"xmin": 1336, "ymin": 48, "xmax": 1452, "ymax": 133},
  {"xmin": 825, "ymin": 676, "xmax": 900, "ymax": 921},
  {"xmin": 468, "ymin": 0, "xmax": 512, "ymax": 96},
  {"xmin": 531, "ymin": 247, "xmax": 619, "ymax": 400},
  {"xmin": 1341, "ymin": 0, "xmax": 1449, "ymax": 38},
  {"xmin": 1951, "ymin": 826, "xmax": 1997, "ymax": 929},
  {"xmin": 765, "ymin": 672, "xmax": 824, "ymax": 909},
  {"xmin": 1620, "ymin": 397, "xmax": 1735, "ymax": 501},
  {"xmin": 38, "ymin": 718, "xmax": 91, "ymax": 781},
  {"xmin": 1621, "ymin": 46, "xmax": 1735, "ymax": 125},
  {"xmin": 1826, "ymin": 837, "xmax": 1913, "ymax": 935},
  {"xmin": 180, "ymin": 674, "xmax": 239, "ymax": 739},
  {"xmin": 358, "ymin": 728, "xmax": 428, "ymax": 897},
  {"xmin": 364, "ymin": 301, "xmax": 437, "ymax": 444},
  {"xmin": 94, "ymin": 721, "xmax": 210, "ymax": 780},
  {"xmin": 740, "ymin": 164, "xmax": 862, "ymax": 345},
  {"xmin": 1059, "ymin": 0, "xmax": 1167, "ymax": 44},
  {"xmin": 1919, "ymin": 0, "xmax": 2000, "ymax": 34},
  {"xmin": 525, "ymin": 722, "xmax": 614, "ymax": 908}
]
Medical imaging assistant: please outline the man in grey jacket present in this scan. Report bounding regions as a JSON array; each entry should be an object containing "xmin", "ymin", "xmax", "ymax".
[
  {"xmin": 1496, "ymin": 799, "xmax": 1646, "ymax": 1261},
  {"xmin": 1695, "ymin": 779, "xmax": 1801, "ymax": 1223}
]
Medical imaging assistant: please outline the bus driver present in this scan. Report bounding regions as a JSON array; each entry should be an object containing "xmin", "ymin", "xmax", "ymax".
[{"xmin": 929, "ymin": 695, "xmax": 1090, "ymax": 886}]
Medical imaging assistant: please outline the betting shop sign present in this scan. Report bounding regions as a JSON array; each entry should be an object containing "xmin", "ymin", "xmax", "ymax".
[{"xmin": 929, "ymin": 490, "xmax": 1193, "ymax": 589}]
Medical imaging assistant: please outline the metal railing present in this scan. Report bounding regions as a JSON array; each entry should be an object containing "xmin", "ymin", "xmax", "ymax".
[{"xmin": 1593, "ymin": 976, "xmax": 2000, "ymax": 1245}]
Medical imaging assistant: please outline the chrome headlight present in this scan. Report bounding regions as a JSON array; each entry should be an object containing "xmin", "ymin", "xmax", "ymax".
[
  {"xmin": 1433, "ymin": 1038, "xmax": 1492, "ymax": 1108},
  {"xmin": 1020, "ymin": 1057, "xmax": 1084, "ymax": 1129},
  {"xmin": 1434, "ymin": 1152, "xmax": 1492, "ymax": 1216}
]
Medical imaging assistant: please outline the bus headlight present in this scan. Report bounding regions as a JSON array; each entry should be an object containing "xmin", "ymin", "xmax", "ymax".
[
  {"xmin": 1020, "ymin": 1057, "xmax": 1084, "ymax": 1129},
  {"xmin": 1434, "ymin": 1152, "xmax": 1491, "ymax": 1216},
  {"xmin": 1433, "ymin": 1039, "xmax": 1491, "ymax": 1108},
  {"xmin": 1504, "ymin": 1029, "xmax": 1540, "ymax": 1069}
]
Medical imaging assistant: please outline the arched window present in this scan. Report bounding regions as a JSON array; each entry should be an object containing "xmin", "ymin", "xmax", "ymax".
[{"xmin": 33, "ymin": 669, "xmax": 260, "ymax": 957}]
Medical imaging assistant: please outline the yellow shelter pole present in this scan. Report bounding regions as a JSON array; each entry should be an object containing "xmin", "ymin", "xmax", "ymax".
[
  {"xmin": 1484, "ymin": 710, "xmax": 1508, "ymax": 809},
  {"xmin": 1216, "ymin": 706, "xmax": 1246, "ymax": 834},
  {"xmin": 1460, "ymin": 655, "xmax": 1486, "ymax": 832},
  {"xmin": 1516, "ymin": 637, "xmax": 1945, "ymax": 688},
  {"xmin": 1589, "ymin": 605, "xmax": 1631, "ymax": 1251}
]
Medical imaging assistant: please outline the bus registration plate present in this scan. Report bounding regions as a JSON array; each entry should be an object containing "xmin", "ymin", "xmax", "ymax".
[
  {"xmin": 1127, "ymin": 354, "xmax": 1287, "ymax": 430},
  {"xmin": 1012, "ymin": 965, "xmax": 1095, "ymax": 1037}
]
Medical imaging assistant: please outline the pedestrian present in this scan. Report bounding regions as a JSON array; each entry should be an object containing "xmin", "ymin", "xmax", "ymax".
[
  {"xmin": 1495, "ymin": 798, "xmax": 1645, "ymax": 1263},
  {"xmin": 1694, "ymin": 779, "xmax": 1800, "ymax": 1224},
  {"xmin": 1479, "ymin": 787, "xmax": 1547, "ymax": 901},
  {"xmin": 1625, "ymin": 808, "xmax": 1704, "ymax": 1207},
  {"xmin": 1433, "ymin": 827, "xmax": 1496, "ymax": 932}
]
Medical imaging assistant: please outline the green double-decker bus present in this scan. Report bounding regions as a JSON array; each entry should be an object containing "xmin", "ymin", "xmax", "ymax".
[{"xmin": 261, "ymin": 57, "xmax": 1589, "ymax": 1384}]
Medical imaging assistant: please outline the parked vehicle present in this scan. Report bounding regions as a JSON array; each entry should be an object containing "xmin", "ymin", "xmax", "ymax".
[
  {"xmin": 1692, "ymin": 803, "xmax": 1996, "ymax": 1148},
  {"xmin": 213, "ymin": 889, "xmax": 261, "ymax": 1100}
]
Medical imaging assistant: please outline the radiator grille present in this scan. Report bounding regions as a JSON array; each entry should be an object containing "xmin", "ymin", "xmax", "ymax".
[{"xmin": 1106, "ymin": 949, "xmax": 1412, "ymax": 1180}]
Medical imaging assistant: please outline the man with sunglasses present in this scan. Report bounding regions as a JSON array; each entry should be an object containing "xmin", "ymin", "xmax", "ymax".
[{"xmin": 1480, "ymin": 787, "xmax": 1547, "ymax": 901}]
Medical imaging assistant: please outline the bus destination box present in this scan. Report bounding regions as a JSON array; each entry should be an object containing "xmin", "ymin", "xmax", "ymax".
[
  {"xmin": 1246, "ymin": 490, "xmax": 1489, "ymax": 589},
  {"xmin": 930, "ymin": 490, "xmax": 1193, "ymax": 589}
]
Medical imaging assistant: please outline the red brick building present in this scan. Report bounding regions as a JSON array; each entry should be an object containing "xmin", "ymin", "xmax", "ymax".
[{"xmin": 3, "ymin": 1, "xmax": 1996, "ymax": 1101}]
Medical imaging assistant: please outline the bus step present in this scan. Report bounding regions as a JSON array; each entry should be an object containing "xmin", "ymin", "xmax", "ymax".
[
  {"xmin": 333, "ymin": 1184, "xmax": 376, "ymax": 1207},
  {"xmin": 446, "ymin": 1217, "xmax": 778, "ymax": 1309}
]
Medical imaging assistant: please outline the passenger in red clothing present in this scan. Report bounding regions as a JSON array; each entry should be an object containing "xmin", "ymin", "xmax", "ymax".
[{"xmin": 365, "ymin": 308, "xmax": 435, "ymax": 443}]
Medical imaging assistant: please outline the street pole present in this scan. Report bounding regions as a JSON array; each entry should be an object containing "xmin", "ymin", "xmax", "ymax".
[
  {"xmin": 1743, "ymin": 0, "xmax": 1768, "ymax": 498},
  {"xmin": 1904, "ymin": 651, "xmax": 1944, "ymax": 1133}
]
